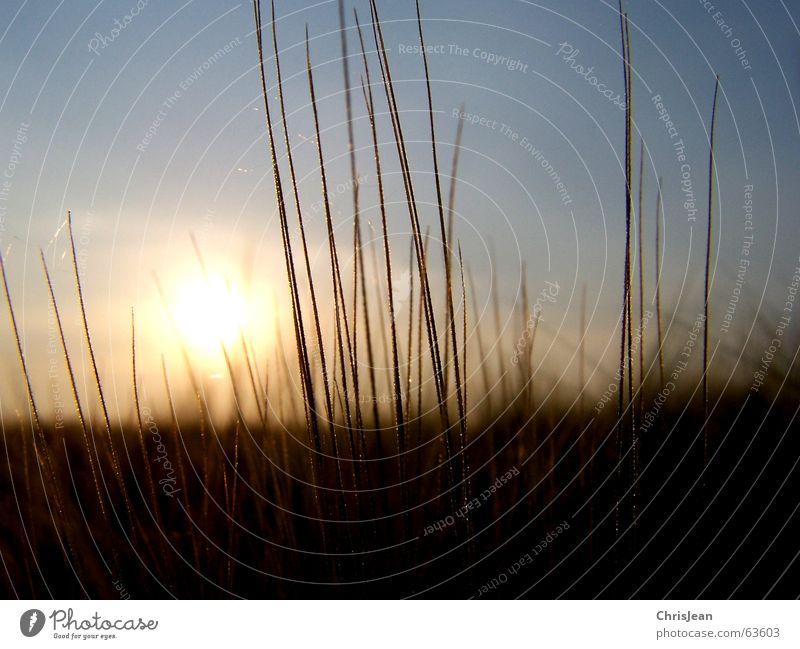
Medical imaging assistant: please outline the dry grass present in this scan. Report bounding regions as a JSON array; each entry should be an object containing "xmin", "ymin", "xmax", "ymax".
[
  {"xmin": 703, "ymin": 75, "xmax": 721, "ymax": 468},
  {"xmin": 0, "ymin": 0, "xmax": 796, "ymax": 600}
]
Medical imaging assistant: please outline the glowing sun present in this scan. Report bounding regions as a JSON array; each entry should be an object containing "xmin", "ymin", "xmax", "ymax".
[{"xmin": 172, "ymin": 274, "xmax": 248, "ymax": 354}]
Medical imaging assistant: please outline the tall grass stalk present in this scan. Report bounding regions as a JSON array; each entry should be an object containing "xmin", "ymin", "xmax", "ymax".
[
  {"xmin": 468, "ymin": 268, "xmax": 493, "ymax": 419},
  {"xmin": 268, "ymin": 0, "xmax": 334, "ymax": 435},
  {"xmin": 458, "ymin": 242, "xmax": 469, "ymax": 487},
  {"xmin": 458, "ymin": 241, "xmax": 474, "ymax": 571},
  {"xmin": 17, "ymin": 414, "xmax": 38, "ymax": 597},
  {"xmin": 634, "ymin": 138, "xmax": 645, "ymax": 526},
  {"xmin": 615, "ymin": 0, "xmax": 633, "ymax": 541},
  {"xmin": 443, "ymin": 104, "xmax": 465, "ymax": 399},
  {"xmin": 239, "ymin": 330, "xmax": 266, "ymax": 426},
  {"xmin": 355, "ymin": 9, "xmax": 405, "ymax": 444},
  {"xmin": 404, "ymin": 235, "xmax": 416, "ymax": 426},
  {"xmin": 655, "ymin": 176, "xmax": 665, "ymax": 393},
  {"xmin": 305, "ymin": 30, "xmax": 362, "ymax": 519},
  {"xmin": 624, "ymin": 7, "xmax": 635, "ymax": 463},
  {"xmin": 356, "ymin": 221, "xmax": 381, "ymax": 433},
  {"xmin": 415, "ymin": 0, "xmax": 466, "ymax": 440},
  {"xmin": 67, "ymin": 211, "xmax": 136, "ymax": 538},
  {"xmin": 415, "ymin": 237, "xmax": 425, "ymax": 442},
  {"xmin": 368, "ymin": 0, "xmax": 448, "ymax": 432},
  {"xmin": 130, "ymin": 310, "xmax": 164, "ymax": 533},
  {"xmin": 637, "ymin": 138, "xmax": 645, "ymax": 411},
  {"xmin": 703, "ymin": 75, "xmax": 720, "ymax": 468},
  {"xmin": 252, "ymin": 0, "xmax": 329, "ymax": 560},
  {"xmin": 267, "ymin": 2, "xmax": 349, "ymax": 537},
  {"xmin": 39, "ymin": 250, "xmax": 107, "ymax": 522},
  {"xmin": 0, "ymin": 250, "xmax": 83, "ymax": 581},
  {"xmin": 254, "ymin": 0, "xmax": 318, "ymax": 451},
  {"xmin": 367, "ymin": 0, "xmax": 458, "ymax": 512},
  {"xmin": 338, "ymin": 0, "xmax": 367, "ymax": 439},
  {"xmin": 490, "ymin": 244, "xmax": 509, "ymax": 407}
]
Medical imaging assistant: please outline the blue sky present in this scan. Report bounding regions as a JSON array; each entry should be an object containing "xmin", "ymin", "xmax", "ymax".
[{"xmin": 1, "ymin": 0, "xmax": 798, "ymax": 412}]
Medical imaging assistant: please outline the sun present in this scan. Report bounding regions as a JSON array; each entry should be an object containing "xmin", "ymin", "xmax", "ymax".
[{"xmin": 172, "ymin": 274, "xmax": 248, "ymax": 355}]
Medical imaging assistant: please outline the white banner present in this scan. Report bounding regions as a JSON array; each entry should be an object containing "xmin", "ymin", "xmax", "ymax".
[{"xmin": 1, "ymin": 600, "xmax": 797, "ymax": 648}]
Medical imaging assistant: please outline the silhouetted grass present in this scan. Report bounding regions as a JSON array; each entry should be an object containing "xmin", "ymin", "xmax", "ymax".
[{"xmin": 0, "ymin": 0, "xmax": 797, "ymax": 601}]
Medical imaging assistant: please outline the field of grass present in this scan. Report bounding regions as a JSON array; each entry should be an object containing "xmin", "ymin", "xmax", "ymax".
[{"xmin": 0, "ymin": 0, "xmax": 798, "ymax": 599}]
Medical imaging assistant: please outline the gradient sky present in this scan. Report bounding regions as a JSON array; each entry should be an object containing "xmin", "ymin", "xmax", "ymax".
[{"xmin": 1, "ymin": 0, "xmax": 799, "ymax": 416}]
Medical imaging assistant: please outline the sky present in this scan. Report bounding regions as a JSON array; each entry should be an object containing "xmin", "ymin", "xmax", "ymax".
[{"xmin": 1, "ymin": 0, "xmax": 799, "ymax": 417}]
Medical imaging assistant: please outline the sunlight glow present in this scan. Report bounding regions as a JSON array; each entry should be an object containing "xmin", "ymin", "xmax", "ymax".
[{"xmin": 173, "ymin": 274, "xmax": 248, "ymax": 355}]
